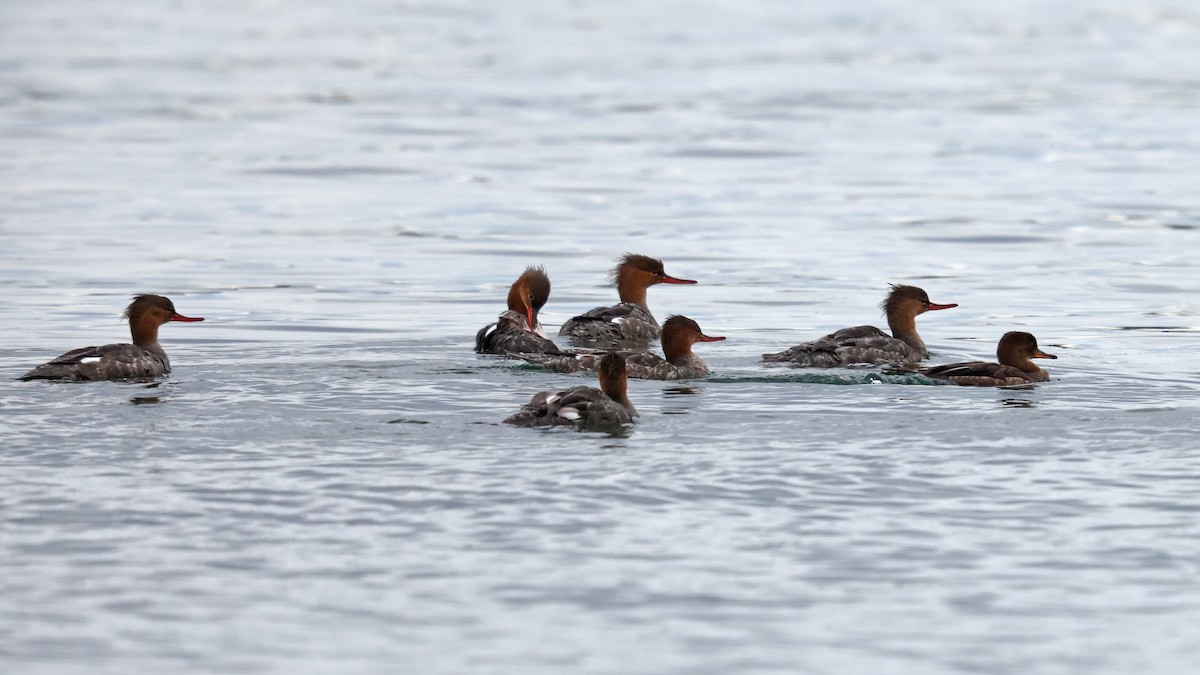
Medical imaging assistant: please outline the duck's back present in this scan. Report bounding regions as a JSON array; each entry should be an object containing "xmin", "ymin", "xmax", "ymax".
[
  {"xmin": 763, "ymin": 325, "xmax": 921, "ymax": 367},
  {"xmin": 579, "ymin": 350, "xmax": 707, "ymax": 380},
  {"xmin": 921, "ymin": 361, "xmax": 1041, "ymax": 386},
  {"xmin": 475, "ymin": 322, "xmax": 564, "ymax": 356},
  {"xmin": 20, "ymin": 343, "xmax": 169, "ymax": 382},
  {"xmin": 505, "ymin": 385, "xmax": 633, "ymax": 429},
  {"xmin": 559, "ymin": 303, "xmax": 659, "ymax": 343}
]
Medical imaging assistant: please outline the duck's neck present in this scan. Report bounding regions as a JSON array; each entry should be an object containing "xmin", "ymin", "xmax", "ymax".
[
  {"xmin": 506, "ymin": 283, "xmax": 526, "ymax": 312},
  {"xmin": 887, "ymin": 311, "xmax": 925, "ymax": 355},
  {"xmin": 599, "ymin": 373, "xmax": 636, "ymax": 415},
  {"xmin": 608, "ymin": 387, "xmax": 637, "ymax": 415},
  {"xmin": 1010, "ymin": 356, "xmax": 1044, "ymax": 377},
  {"xmin": 616, "ymin": 269, "xmax": 651, "ymax": 305},
  {"xmin": 661, "ymin": 335, "xmax": 695, "ymax": 366},
  {"xmin": 616, "ymin": 395, "xmax": 637, "ymax": 416},
  {"xmin": 130, "ymin": 316, "xmax": 163, "ymax": 351},
  {"xmin": 507, "ymin": 284, "xmax": 535, "ymax": 327}
]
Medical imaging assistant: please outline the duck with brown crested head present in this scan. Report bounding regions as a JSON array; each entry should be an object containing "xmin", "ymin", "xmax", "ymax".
[
  {"xmin": 505, "ymin": 352, "xmax": 637, "ymax": 430},
  {"xmin": 762, "ymin": 284, "xmax": 956, "ymax": 367},
  {"xmin": 476, "ymin": 266, "xmax": 568, "ymax": 355},
  {"xmin": 526, "ymin": 315, "xmax": 725, "ymax": 380},
  {"xmin": 558, "ymin": 253, "xmax": 697, "ymax": 345},
  {"xmin": 19, "ymin": 294, "xmax": 205, "ymax": 382},
  {"xmin": 920, "ymin": 331, "xmax": 1057, "ymax": 386}
]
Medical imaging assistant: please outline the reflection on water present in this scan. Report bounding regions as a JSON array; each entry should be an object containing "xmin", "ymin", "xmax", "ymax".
[{"xmin": 1000, "ymin": 397, "xmax": 1035, "ymax": 408}]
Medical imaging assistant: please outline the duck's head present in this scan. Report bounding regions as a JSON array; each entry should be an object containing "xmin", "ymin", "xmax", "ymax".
[
  {"xmin": 598, "ymin": 351, "xmax": 628, "ymax": 397},
  {"xmin": 660, "ymin": 314, "xmax": 725, "ymax": 364},
  {"xmin": 610, "ymin": 253, "xmax": 697, "ymax": 304},
  {"xmin": 882, "ymin": 284, "xmax": 957, "ymax": 320},
  {"xmin": 124, "ymin": 294, "xmax": 204, "ymax": 345},
  {"xmin": 507, "ymin": 266, "xmax": 551, "ymax": 331},
  {"xmin": 997, "ymin": 331, "xmax": 1056, "ymax": 368},
  {"xmin": 124, "ymin": 294, "xmax": 204, "ymax": 325}
]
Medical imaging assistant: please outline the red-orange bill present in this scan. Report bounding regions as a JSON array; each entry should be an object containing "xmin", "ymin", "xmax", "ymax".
[
  {"xmin": 698, "ymin": 335, "xmax": 726, "ymax": 342},
  {"xmin": 927, "ymin": 302, "xmax": 958, "ymax": 311},
  {"xmin": 171, "ymin": 314, "xmax": 205, "ymax": 322},
  {"xmin": 1033, "ymin": 349, "xmax": 1057, "ymax": 359},
  {"xmin": 659, "ymin": 275, "xmax": 697, "ymax": 285}
]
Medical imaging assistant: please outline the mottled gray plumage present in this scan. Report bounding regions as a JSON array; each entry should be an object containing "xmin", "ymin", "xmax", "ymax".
[
  {"xmin": 476, "ymin": 311, "xmax": 570, "ymax": 356},
  {"xmin": 762, "ymin": 325, "xmax": 926, "ymax": 367},
  {"xmin": 526, "ymin": 315, "xmax": 724, "ymax": 380},
  {"xmin": 557, "ymin": 302, "xmax": 661, "ymax": 343},
  {"xmin": 505, "ymin": 353, "xmax": 637, "ymax": 430}
]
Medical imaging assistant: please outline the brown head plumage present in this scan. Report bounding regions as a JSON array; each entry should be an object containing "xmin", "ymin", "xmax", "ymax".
[
  {"xmin": 609, "ymin": 254, "xmax": 666, "ymax": 283},
  {"xmin": 660, "ymin": 314, "xmax": 726, "ymax": 364},
  {"xmin": 882, "ymin": 284, "xmax": 933, "ymax": 316},
  {"xmin": 598, "ymin": 352, "xmax": 627, "ymax": 395},
  {"xmin": 507, "ymin": 266, "xmax": 552, "ymax": 329},
  {"xmin": 608, "ymin": 253, "xmax": 697, "ymax": 304},
  {"xmin": 597, "ymin": 352, "xmax": 637, "ymax": 415},
  {"xmin": 523, "ymin": 266, "xmax": 551, "ymax": 312},
  {"xmin": 124, "ymin": 295, "xmax": 179, "ymax": 322},
  {"xmin": 997, "ymin": 331, "xmax": 1057, "ymax": 366},
  {"xmin": 123, "ymin": 294, "xmax": 204, "ymax": 345}
]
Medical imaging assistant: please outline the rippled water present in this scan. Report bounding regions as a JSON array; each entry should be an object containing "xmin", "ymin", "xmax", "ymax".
[{"xmin": 3, "ymin": 1, "xmax": 1200, "ymax": 672}]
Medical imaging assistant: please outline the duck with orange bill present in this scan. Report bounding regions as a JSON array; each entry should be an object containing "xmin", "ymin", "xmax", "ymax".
[
  {"xmin": 476, "ymin": 266, "xmax": 568, "ymax": 356},
  {"xmin": 19, "ymin": 294, "xmax": 204, "ymax": 382},
  {"xmin": 920, "ymin": 331, "xmax": 1057, "ymax": 386},
  {"xmin": 762, "ymin": 284, "xmax": 956, "ymax": 367},
  {"xmin": 505, "ymin": 352, "xmax": 637, "ymax": 430},
  {"xmin": 558, "ymin": 253, "xmax": 697, "ymax": 344},
  {"xmin": 525, "ymin": 315, "xmax": 724, "ymax": 380}
]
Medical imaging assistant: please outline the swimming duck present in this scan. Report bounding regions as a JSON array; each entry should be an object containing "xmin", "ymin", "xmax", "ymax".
[
  {"xmin": 476, "ymin": 266, "xmax": 565, "ymax": 355},
  {"xmin": 762, "ymin": 284, "xmax": 956, "ymax": 367},
  {"xmin": 505, "ymin": 352, "xmax": 637, "ymax": 429},
  {"xmin": 19, "ymin": 294, "xmax": 204, "ymax": 382},
  {"xmin": 920, "ymin": 331, "xmax": 1057, "ymax": 386},
  {"xmin": 558, "ymin": 253, "xmax": 697, "ymax": 344}
]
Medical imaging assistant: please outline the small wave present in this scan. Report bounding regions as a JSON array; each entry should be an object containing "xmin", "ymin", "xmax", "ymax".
[
  {"xmin": 706, "ymin": 372, "xmax": 942, "ymax": 386},
  {"xmin": 244, "ymin": 166, "xmax": 421, "ymax": 177}
]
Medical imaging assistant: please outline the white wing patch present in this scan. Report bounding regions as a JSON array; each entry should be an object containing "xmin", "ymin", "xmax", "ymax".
[
  {"xmin": 612, "ymin": 317, "xmax": 627, "ymax": 325},
  {"xmin": 557, "ymin": 407, "xmax": 581, "ymax": 421},
  {"xmin": 80, "ymin": 356, "xmax": 103, "ymax": 364},
  {"xmin": 545, "ymin": 394, "xmax": 560, "ymax": 406}
]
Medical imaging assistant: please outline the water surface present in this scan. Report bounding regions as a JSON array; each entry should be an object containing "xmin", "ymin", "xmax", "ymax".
[{"xmin": 2, "ymin": 1, "xmax": 1200, "ymax": 673}]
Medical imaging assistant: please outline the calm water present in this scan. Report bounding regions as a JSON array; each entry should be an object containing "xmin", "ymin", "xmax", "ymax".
[{"xmin": 3, "ymin": 1, "xmax": 1200, "ymax": 672}]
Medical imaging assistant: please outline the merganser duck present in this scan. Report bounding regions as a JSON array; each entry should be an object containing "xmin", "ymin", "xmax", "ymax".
[
  {"xmin": 558, "ymin": 253, "xmax": 697, "ymax": 344},
  {"xmin": 505, "ymin": 352, "xmax": 637, "ymax": 429},
  {"xmin": 476, "ymin": 266, "xmax": 564, "ymax": 355},
  {"xmin": 527, "ymin": 315, "xmax": 725, "ymax": 380},
  {"xmin": 762, "ymin": 284, "xmax": 956, "ymax": 367},
  {"xmin": 920, "ymin": 331, "xmax": 1057, "ymax": 386},
  {"xmin": 19, "ymin": 294, "xmax": 204, "ymax": 382}
]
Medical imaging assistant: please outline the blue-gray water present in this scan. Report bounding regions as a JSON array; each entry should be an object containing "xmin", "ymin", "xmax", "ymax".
[{"xmin": 3, "ymin": 1, "xmax": 1200, "ymax": 673}]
